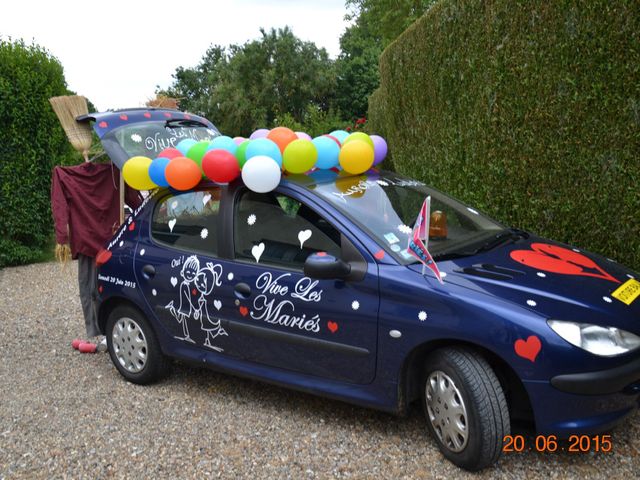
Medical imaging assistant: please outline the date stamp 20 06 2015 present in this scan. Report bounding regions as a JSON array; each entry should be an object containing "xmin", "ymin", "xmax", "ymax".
[{"xmin": 503, "ymin": 435, "xmax": 613, "ymax": 454}]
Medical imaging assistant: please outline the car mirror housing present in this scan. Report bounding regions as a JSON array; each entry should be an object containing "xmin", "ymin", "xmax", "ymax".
[{"xmin": 304, "ymin": 253, "xmax": 351, "ymax": 280}]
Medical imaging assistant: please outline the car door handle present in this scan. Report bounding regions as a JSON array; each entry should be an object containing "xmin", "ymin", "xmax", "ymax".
[
  {"xmin": 142, "ymin": 264, "xmax": 156, "ymax": 279},
  {"xmin": 234, "ymin": 282, "xmax": 251, "ymax": 299}
]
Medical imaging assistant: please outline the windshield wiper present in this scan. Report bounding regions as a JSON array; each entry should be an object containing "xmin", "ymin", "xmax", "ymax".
[{"xmin": 432, "ymin": 228, "xmax": 529, "ymax": 261}]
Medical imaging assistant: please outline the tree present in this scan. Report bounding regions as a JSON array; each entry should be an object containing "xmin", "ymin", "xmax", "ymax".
[
  {"xmin": 161, "ymin": 28, "xmax": 338, "ymax": 136},
  {"xmin": 0, "ymin": 39, "xmax": 74, "ymax": 266}
]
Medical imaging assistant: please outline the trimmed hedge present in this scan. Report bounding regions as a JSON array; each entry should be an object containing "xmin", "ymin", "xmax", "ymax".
[
  {"xmin": 0, "ymin": 40, "xmax": 74, "ymax": 267},
  {"xmin": 369, "ymin": 0, "xmax": 640, "ymax": 271}
]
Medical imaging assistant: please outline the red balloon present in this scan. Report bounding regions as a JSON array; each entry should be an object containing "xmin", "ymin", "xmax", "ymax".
[
  {"xmin": 323, "ymin": 134, "xmax": 341, "ymax": 147},
  {"xmin": 202, "ymin": 149, "xmax": 241, "ymax": 183},
  {"xmin": 158, "ymin": 148, "xmax": 182, "ymax": 159},
  {"xmin": 164, "ymin": 157, "xmax": 202, "ymax": 191}
]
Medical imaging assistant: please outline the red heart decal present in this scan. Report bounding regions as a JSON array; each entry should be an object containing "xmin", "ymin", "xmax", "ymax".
[
  {"xmin": 316, "ymin": 251, "xmax": 327, "ymax": 257},
  {"xmin": 98, "ymin": 285, "xmax": 103, "ymax": 293},
  {"xmin": 163, "ymin": 112, "xmax": 172, "ymax": 118},
  {"xmin": 98, "ymin": 121, "xmax": 107, "ymax": 128},
  {"xmin": 119, "ymin": 114, "xmax": 128, "ymax": 121},
  {"xmin": 374, "ymin": 249, "xmax": 385, "ymax": 260},
  {"xmin": 143, "ymin": 112, "xmax": 151, "ymax": 118},
  {"xmin": 183, "ymin": 113, "xmax": 191, "ymax": 119},
  {"xmin": 192, "ymin": 288, "xmax": 197, "ymax": 296},
  {"xmin": 510, "ymin": 243, "xmax": 619, "ymax": 283},
  {"xmin": 239, "ymin": 306, "xmax": 249, "ymax": 317},
  {"xmin": 327, "ymin": 321, "xmax": 338, "ymax": 333},
  {"xmin": 514, "ymin": 335, "xmax": 542, "ymax": 362},
  {"xmin": 128, "ymin": 222, "xmax": 135, "ymax": 231},
  {"xmin": 95, "ymin": 249, "xmax": 112, "ymax": 265}
]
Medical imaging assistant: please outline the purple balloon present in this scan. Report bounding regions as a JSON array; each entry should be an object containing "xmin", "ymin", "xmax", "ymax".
[
  {"xmin": 233, "ymin": 136, "xmax": 245, "ymax": 145},
  {"xmin": 250, "ymin": 128, "xmax": 269, "ymax": 140},
  {"xmin": 371, "ymin": 135, "xmax": 388, "ymax": 165},
  {"xmin": 295, "ymin": 131, "xmax": 312, "ymax": 141}
]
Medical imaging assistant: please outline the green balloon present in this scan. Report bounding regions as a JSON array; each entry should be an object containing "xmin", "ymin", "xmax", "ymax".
[
  {"xmin": 236, "ymin": 140, "xmax": 251, "ymax": 168},
  {"xmin": 343, "ymin": 132, "xmax": 374, "ymax": 150},
  {"xmin": 283, "ymin": 139, "xmax": 317, "ymax": 174},
  {"xmin": 186, "ymin": 141, "xmax": 210, "ymax": 171}
]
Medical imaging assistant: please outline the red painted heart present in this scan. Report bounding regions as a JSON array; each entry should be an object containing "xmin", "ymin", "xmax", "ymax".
[
  {"xmin": 510, "ymin": 243, "xmax": 619, "ymax": 283},
  {"xmin": 163, "ymin": 112, "xmax": 172, "ymax": 118},
  {"xmin": 316, "ymin": 251, "xmax": 327, "ymax": 257},
  {"xmin": 514, "ymin": 335, "xmax": 542, "ymax": 362},
  {"xmin": 239, "ymin": 306, "xmax": 249, "ymax": 317},
  {"xmin": 95, "ymin": 249, "xmax": 112, "ymax": 265},
  {"xmin": 128, "ymin": 222, "xmax": 136, "ymax": 231},
  {"xmin": 374, "ymin": 249, "xmax": 385, "ymax": 260},
  {"xmin": 192, "ymin": 288, "xmax": 197, "ymax": 296},
  {"xmin": 327, "ymin": 321, "xmax": 338, "ymax": 333},
  {"xmin": 143, "ymin": 112, "xmax": 151, "ymax": 118},
  {"xmin": 98, "ymin": 285, "xmax": 103, "ymax": 293},
  {"xmin": 98, "ymin": 121, "xmax": 108, "ymax": 128},
  {"xmin": 183, "ymin": 114, "xmax": 191, "ymax": 119},
  {"xmin": 119, "ymin": 114, "xmax": 128, "ymax": 121}
]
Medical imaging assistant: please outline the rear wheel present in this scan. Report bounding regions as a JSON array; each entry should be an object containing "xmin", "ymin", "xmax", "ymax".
[
  {"xmin": 422, "ymin": 348, "xmax": 509, "ymax": 471},
  {"xmin": 106, "ymin": 305, "xmax": 170, "ymax": 384}
]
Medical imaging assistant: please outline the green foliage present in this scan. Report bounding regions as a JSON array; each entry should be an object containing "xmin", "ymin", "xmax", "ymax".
[
  {"xmin": 369, "ymin": 0, "xmax": 640, "ymax": 271},
  {"xmin": 161, "ymin": 27, "xmax": 339, "ymax": 136},
  {"xmin": 0, "ymin": 39, "xmax": 74, "ymax": 267}
]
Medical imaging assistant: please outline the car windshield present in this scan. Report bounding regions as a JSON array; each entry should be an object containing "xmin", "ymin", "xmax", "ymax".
[
  {"xmin": 107, "ymin": 121, "xmax": 220, "ymax": 158},
  {"xmin": 304, "ymin": 171, "xmax": 504, "ymax": 264}
]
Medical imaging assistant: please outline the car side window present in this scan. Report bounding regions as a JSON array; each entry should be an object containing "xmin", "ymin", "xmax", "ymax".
[
  {"xmin": 151, "ymin": 188, "xmax": 221, "ymax": 256},
  {"xmin": 234, "ymin": 190, "xmax": 341, "ymax": 269}
]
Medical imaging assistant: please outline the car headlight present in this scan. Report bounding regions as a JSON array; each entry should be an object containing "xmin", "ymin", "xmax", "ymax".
[{"xmin": 547, "ymin": 320, "xmax": 640, "ymax": 356}]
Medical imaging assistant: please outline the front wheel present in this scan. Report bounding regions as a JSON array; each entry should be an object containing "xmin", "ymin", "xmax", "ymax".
[
  {"xmin": 106, "ymin": 305, "xmax": 171, "ymax": 384},
  {"xmin": 422, "ymin": 348, "xmax": 510, "ymax": 471}
]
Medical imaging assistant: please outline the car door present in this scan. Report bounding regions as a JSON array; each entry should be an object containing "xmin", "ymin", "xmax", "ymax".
[
  {"xmin": 214, "ymin": 186, "xmax": 380, "ymax": 384},
  {"xmin": 136, "ymin": 187, "xmax": 237, "ymax": 354}
]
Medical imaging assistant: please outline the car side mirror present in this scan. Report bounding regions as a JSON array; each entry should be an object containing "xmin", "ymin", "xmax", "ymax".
[{"xmin": 304, "ymin": 252, "xmax": 351, "ymax": 280}]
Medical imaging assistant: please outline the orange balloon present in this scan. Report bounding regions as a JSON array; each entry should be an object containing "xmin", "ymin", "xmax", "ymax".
[
  {"xmin": 267, "ymin": 126, "xmax": 298, "ymax": 153},
  {"xmin": 164, "ymin": 156, "xmax": 202, "ymax": 191}
]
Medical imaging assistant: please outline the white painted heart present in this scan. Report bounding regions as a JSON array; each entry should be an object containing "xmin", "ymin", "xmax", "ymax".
[
  {"xmin": 298, "ymin": 229, "xmax": 312, "ymax": 248},
  {"xmin": 213, "ymin": 300, "xmax": 222, "ymax": 310},
  {"xmin": 252, "ymin": 242, "xmax": 265, "ymax": 263},
  {"xmin": 202, "ymin": 193, "xmax": 211, "ymax": 205},
  {"xmin": 168, "ymin": 218, "xmax": 176, "ymax": 232},
  {"xmin": 170, "ymin": 277, "xmax": 178, "ymax": 287}
]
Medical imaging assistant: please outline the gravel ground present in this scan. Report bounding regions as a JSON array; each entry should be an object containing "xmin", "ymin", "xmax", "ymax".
[{"xmin": 1, "ymin": 261, "xmax": 639, "ymax": 479}]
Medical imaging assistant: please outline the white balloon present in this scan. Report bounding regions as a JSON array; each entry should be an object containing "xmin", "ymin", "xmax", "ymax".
[{"xmin": 241, "ymin": 155, "xmax": 281, "ymax": 193}]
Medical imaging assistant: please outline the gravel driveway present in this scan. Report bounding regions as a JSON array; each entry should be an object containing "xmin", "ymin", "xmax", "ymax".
[{"xmin": 1, "ymin": 261, "xmax": 639, "ymax": 479}]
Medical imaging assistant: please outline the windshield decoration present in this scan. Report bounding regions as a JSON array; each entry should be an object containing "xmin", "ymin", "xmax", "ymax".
[
  {"xmin": 407, "ymin": 196, "xmax": 444, "ymax": 284},
  {"xmin": 510, "ymin": 243, "xmax": 619, "ymax": 283}
]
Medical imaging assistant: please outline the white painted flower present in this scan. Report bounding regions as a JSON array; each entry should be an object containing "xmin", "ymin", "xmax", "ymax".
[
  {"xmin": 440, "ymin": 272, "xmax": 447, "ymax": 278},
  {"xmin": 171, "ymin": 200, "xmax": 179, "ymax": 210},
  {"xmin": 418, "ymin": 311, "xmax": 427, "ymax": 321},
  {"xmin": 152, "ymin": 289, "xmax": 157, "ymax": 296},
  {"xmin": 351, "ymin": 300, "xmax": 360, "ymax": 311},
  {"xmin": 119, "ymin": 241, "xmax": 124, "ymax": 247},
  {"xmin": 526, "ymin": 299, "xmax": 537, "ymax": 307},
  {"xmin": 537, "ymin": 272, "xmax": 546, "ymax": 278},
  {"xmin": 139, "ymin": 249, "xmax": 145, "ymax": 256},
  {"xmin": 467, "ymin": 207, "xmax": 479, "ymax": 215},
  {"xmin": 201, "ymin": 228, "xmax": 208, "ymax": 239},
  {"xmin": 603, "ymin": 296, "xmax": 612, "ymax": 303},
  {"xmin": 376, "ymin": 180, "xmax": 389, "ymax": 187},
  {"xmin": 247, "ymin": 214, "xmax": 256, "ymax": 226},
  {"xmin": 130, "ymin": 134, "xmax": 142, "ymax": 143},
  {"xmin": 227, "ymin": 272, "xmax": 234, "ymax": 281},
  {"xmin": 397, "ymin": 224, "xmax": 412, "ymax": 235}
]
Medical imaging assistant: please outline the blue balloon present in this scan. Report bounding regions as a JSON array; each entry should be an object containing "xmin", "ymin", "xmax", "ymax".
[
  {"xmin": 207, "ymin": 135, "xmax": 238, "ymax": 155},
  {"xmin": 329, "ymin": 130, "xmax": 350, "ymax": 144},
  {"xmin": 176, "ymin": 138, "xmax": 197, "ymax": 155},
  {"xmin": 148, "ymin": 157, "xmax": 171, "ymax": 187},
  {"xmin": 245, "ymin": 138, "xmax": 282, "ymax": 167},
  {"xmin": 312, "ymin": 136, "xmax": 340, "ymax": 169}
]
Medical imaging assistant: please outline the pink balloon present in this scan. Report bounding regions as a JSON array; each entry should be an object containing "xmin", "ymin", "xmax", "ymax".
[
  {"xmin": 233, "ymin": 136, "xmax": 245, "ymax": 145},
  {"xmin": 250, "ymin": 128, "xmax": 269, "ymax": 140},
  {"xmin": 295, "ymin": 131, "xmax": 312, "ymax": 141}
]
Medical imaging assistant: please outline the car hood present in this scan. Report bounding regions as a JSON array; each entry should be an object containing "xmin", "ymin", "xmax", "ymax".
[{"xmin": 409, "ymin": 235, "xmax": 640, "ymax": 333}]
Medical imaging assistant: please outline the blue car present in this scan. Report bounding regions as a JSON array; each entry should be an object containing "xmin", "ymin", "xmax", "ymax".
[{"xmin": 88, "ymin": 110, "xmax": 640, "ymax": 470}]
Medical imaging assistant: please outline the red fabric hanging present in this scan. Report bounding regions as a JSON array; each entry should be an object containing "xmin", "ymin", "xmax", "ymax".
[{"xmin": 51, "ymin": 163, "xmax": 141, "ymax": 258}]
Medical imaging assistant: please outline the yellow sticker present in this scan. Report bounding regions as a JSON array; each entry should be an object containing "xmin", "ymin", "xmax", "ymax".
[{"xmin": 611, "ymin": 279, "xmax": 640, "ymax": 306}]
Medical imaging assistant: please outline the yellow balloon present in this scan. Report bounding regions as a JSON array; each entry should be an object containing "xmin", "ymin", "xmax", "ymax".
[
  {"xmin": 338, "ymin": 140, "xmax": 374, "ymax": 174},
  {"xmin": 342, "ymin": 132, "xmax": 374, "ymax": 150},
  {"xmin": 122, "ymin": 156, "xmax": 156, "ymax": 190}
]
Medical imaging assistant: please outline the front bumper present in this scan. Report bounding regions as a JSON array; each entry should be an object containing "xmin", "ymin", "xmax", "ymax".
[{"xmin": 551, "ymin": 355, "xmax": 640, "ymax": 395}]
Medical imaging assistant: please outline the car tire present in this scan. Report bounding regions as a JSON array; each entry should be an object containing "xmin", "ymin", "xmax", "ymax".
[
  {"xmin": 106, "ymin": 305, "xmax": 171, "ymax": 385},
  {"xmin": 422, "ymin": 348, "xmax": 510, "ymax": 471}
]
